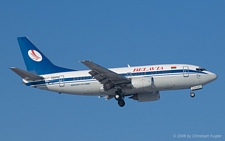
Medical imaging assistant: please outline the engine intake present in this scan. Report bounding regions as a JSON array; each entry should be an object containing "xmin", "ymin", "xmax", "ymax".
[{"xmin": 129, "ymin": 91, "xmax": 160, "ymax": 102}]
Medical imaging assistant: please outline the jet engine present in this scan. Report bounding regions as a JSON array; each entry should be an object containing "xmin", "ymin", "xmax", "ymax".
[{"xmin": 129, "ymin": 91, "xmax": 160, "ymax": 102}]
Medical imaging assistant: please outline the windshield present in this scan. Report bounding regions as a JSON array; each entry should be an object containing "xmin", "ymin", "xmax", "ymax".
[{"xmin": 196, "ymin": 67, "xmax": 206, "ymax": 71}]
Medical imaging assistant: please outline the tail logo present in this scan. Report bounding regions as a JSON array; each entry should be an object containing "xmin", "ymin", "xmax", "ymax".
[{"xmin": 28, "ymin": 50, "xmax": 42, "ymax": 62}]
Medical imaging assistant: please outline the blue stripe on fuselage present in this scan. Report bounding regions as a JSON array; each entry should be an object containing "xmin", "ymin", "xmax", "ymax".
[{"xmin": 25, "ymin": 69, "xmax": 207, "ymax": 86}]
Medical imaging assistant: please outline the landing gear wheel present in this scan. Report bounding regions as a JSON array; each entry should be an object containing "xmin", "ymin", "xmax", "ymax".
[
  {"xmin": 118, "ymin": 99, "xmax": 125, "ymax": 107},
  {"xmin": 190, "ymin": 92, "xmax": 195, "ymax": 98},
  {"xmin": 115, "ymin": 94, "xmax": 120, "ymax": 100},
  {"xmin": 115, "ymin": 89, "xmax": 125, "ymax": 107}
]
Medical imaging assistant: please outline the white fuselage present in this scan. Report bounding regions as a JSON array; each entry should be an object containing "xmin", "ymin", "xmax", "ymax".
[{"xmin": 24, "ymin": 64, "xmax": 217, "ymax": 96}]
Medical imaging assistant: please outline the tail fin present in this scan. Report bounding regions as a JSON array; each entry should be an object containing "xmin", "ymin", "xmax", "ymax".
[{"xmin": 17, "ymin": 37, "xmax": 75, "ymax": 75}]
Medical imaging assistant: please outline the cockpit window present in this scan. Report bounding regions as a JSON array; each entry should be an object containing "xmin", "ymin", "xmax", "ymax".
[{"xmin": 196, "ymin": 67, "xmax": 206, "ymax": 71}]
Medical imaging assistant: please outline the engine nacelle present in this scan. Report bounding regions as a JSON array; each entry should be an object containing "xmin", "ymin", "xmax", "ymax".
[
  {"xmin": 129, "ymin": 91, "xmax": 160, "ymax": 102},
  {"xmin": 130, "ymin": 76, "xmax": 153, "ymax": 89}
]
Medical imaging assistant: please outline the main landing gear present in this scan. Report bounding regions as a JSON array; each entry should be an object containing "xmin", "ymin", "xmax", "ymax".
[
  {"xmin": 118, "ymin": 99, "xmax": 125, "ymax": 107},
  {"xmin": 115, "ymin": 89, "xmax": 125, "ymax": 107}
]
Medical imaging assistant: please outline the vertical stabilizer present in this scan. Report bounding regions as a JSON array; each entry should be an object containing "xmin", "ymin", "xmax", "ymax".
[{"xmin": 17, "ymin": 37, "xmax": 74, "ymax": 75}]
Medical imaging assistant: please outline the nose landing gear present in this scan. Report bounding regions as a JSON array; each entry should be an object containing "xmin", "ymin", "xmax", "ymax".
[
  {"xmin": 190, "ymin": 85, "xmax": 202, "ymax": 98},
  {"xmin": 190, "ymin": 91, "xmax": 195, "ymax": 98}
]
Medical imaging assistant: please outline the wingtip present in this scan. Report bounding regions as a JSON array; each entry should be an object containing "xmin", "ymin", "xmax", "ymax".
[
  {"xmin": 80, "ymin": 60, "xmax": 92, "ymax": 63},
  {"xmin": 17, "ymin": 37, "xmax": 29, "ymax": 40}
]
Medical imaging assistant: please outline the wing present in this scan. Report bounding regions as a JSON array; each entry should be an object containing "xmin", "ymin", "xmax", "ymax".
[{"xmin": 81, "ymin": 60, "xmax": 131, "ymax": 91}]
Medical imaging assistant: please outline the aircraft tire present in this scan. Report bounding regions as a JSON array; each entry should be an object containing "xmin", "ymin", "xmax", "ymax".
[
  {"xmin": 118, "ymin": 99, "xmax": 125, "ymax": 107},
  {"xmin": 190, "ymin": 92, "xmax": 195, "ymax": 98},
  {"xmin": 115, "ymin": 94, "xmax": 120, "ymax": 100}
]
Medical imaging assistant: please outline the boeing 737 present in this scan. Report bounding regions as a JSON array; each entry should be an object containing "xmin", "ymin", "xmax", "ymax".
[{"xmin": 10, "ymin": 37, "xmax": 217, "ymax": 107}]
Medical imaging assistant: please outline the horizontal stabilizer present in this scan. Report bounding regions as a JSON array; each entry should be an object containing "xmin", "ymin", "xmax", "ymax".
[{"xmin": 10, "ymin": 67, "xmax": 44, "ymax": 81}]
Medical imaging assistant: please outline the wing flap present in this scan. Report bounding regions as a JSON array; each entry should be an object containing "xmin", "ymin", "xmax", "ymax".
[
  {"xmin": 81, "ymin": 60, "xmax": 131, "ymax": 90},
  {"xmin": 10, "ymin": 67, "xmax": 44, "ymax": 81}
]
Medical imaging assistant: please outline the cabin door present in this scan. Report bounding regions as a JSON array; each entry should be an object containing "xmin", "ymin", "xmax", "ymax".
[
  {"xmin": 59, "ymin": 75, "xmax": 65, "ymax": 87},
  {"xmin": 183, "ymin": 66, "xmax": 189, "ymax": 77}
]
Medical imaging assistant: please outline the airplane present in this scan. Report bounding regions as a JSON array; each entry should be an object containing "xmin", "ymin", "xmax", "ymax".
[{"xmin": 10, "ymin": 37, "xmax": 218, "ymax": 107}]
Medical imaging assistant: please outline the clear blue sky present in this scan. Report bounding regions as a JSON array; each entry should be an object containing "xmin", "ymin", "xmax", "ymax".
[{"xmin": 1, "ymin": 1, "xmax": 225, "ymax": 140}]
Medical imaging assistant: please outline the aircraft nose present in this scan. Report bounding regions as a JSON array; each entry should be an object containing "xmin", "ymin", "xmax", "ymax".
[{"xmin": 209, "ymin": 73, "xmax": 218, "ymax": 82}]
